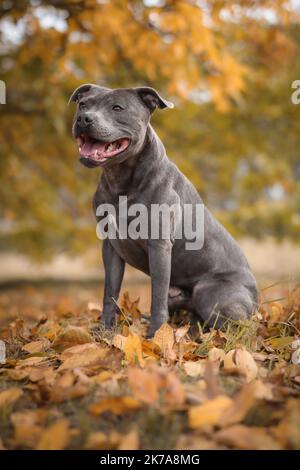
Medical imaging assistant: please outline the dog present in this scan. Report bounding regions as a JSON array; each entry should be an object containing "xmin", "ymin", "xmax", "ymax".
[{"xmin": 70, "ymin": 84, "xmax": 258, "ymax": 337}]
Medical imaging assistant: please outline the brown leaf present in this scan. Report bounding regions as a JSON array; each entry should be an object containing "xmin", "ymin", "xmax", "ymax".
[
  {"xmin": 189, "ymin": 395, "xmax": 233, "ymax": 430},
  {"xmin": 164, "ymin": 370, "xmax": 185, "ymax": 406},
  {"xmin": 0, "ymin": 387, "xmax": 23, "ymax": 409},
  {"xmin": 53, "ymin": 325, "xmax": 93, "ymax": 349},
  {"xmin": 219, "ymin": 380, "xmax": 260, "ymax": 428},
  {"xmin": 58, "ymin": 345, "xmax": 107, "ymax": 370},
  {"xmin": 208, "ymin": 347, "xmax": 226, "ymax": 363},
  {"xmin": 88, "ymin": 396, "xmax": 142, "ymax": 416},
  {"xmin": 183, "ymin": 360, "xmax": 205, "ymax": 377},
  {"xmin": 36, "ymin": 419, "xmax": 70, "ymax": 450},
  {"xmin": 128, "ymin": 367, "xmax": 160, "ymax": 404},
  {"xmin": 175, "ymin": 324, "xmax": 190, "ymax": 342},
  {"xmin": 118, "ymin": 429, "xmax": 139, "ymax": 450},
  {"xmin": 120, "ymin": 291, "xmax": 141, "ymax": 321},
  {"xmin": 223, "ymin": 348, "xmax": 258, "ymax": 383},
  {"xmin": 84, "ymin": 431, "xmax": 121, "ymax": 450},
  {"xmin": 153, "ymin": 323, "xmax": 175, "ymax": 358},
  {"xmin": 22, "ymin": 339, "xmax": 50, "ymax": 354},
  {"xmin": 215, "ymin": 425, "xmax": 282, "ymax": 450}
]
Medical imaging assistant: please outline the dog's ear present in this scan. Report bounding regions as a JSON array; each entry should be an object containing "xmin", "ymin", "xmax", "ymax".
[
  {"xmin": 68, "ymin": 84, "xmax": 110, "ymax": 105},
  {"xmin": 135, "ymin": 87, "xmax": 174, "ymax": 112}
]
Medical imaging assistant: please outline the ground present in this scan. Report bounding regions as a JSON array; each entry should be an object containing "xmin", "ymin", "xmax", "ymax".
[{"xmin": 0, "ymin": 282, "xmax": 299, "ymax": 450}]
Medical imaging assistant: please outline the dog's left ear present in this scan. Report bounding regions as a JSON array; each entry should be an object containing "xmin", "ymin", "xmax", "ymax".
[
  {"xmin": 135, "ymin": 87, "xmax": 174, "ymax": 112},
  {"xmin": 68, "ymin": 83, "xmax": 110, "ymax": 105}
]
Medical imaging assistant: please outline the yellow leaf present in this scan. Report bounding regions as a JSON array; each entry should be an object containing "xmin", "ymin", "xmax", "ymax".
[
  {"xmin": 36, "ymin": 419, "xmax": 70, "ymax": 450},
  {"xmin": 88, "ymin": 396, "xmax": 142, "ymax": 416},
  {"xmin": 118, "ymin": 429, "xmax": 139, "ymax": 450},
  {"xmin": 189, "ymin": 395, "xmax": 233, "ymax": 429},
  {"xmin": 124, "ymin": 331, "xmax": 145, "ymax": 367},
  {"xmin": 0, "ymin": 387, "xmax": 23, "ymax": 409}
]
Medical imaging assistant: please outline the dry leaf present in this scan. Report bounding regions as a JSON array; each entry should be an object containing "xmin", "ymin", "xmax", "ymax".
[
  {"xmin": 58, "ymin": 345, "xmax": 107, "ymax": 370},
  {"xmin": 153, "ymin": 323, "xmax": 174, "ymax": 358},
  {"xmin": 53, "ymin": 325, "xmax": 93, "ymax": 349},
  {"xmin": 223, "ymin": 348, "xmax": 258, "ymax": 383},
  {"xmin": 36, "ymin": 419, "xmax": 70, "ymax": 450},
  {"xmin": 22, "ymin": 339, "xmax": 50, "ymax": 354},
  {"xmin": 124, "ymin": 331, "xmax": 145, "ymax": 367},
  {"xmin": 118, "ymin": 429, "xmax": 139, "ymax": 450},
  {"xmin": 128, "ymin": 367, "xmax": 160, "ymax": 404},
  {"xmin": 112, "ymin": 333, "xmax": 127, "ymax": 351},
  {"xmin": 175, "ymin": 324, "xmax": 190, "ymax": 342},
  {"xmin": 189, "ymin": 395, "xmax": 233, "ymax": 429},
  {"xmin": 88, "ymin": 396, "xmax": 142, "ymax": 416},
  {"xmin": 215, "ymin": 425, "xmax": 282, "ymax": 450},
  {"xmin": 85, "ymin": 431, "xmax": 121, "ymax": 450},
  {"xmin": 208, "ymin": 347, "xmax": 226, "ymax": 363},
  {"xmin": 183, "ymin": 360, "xmax": 205, "ymax": 377},
  {"xmin": 0, "ymin": 387, "xmax": 23, "ymax": 409},
  {"xmin": 219, "ymin": 380, "xmax": 261, "ymax": 428}
]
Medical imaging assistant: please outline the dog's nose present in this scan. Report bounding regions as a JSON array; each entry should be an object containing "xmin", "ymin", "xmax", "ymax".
[{"xmin": 77, "ymin": 114, "xmax": 93, "ymax": 127}]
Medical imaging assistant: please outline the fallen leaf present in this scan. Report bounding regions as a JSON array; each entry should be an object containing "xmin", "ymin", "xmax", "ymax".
[
  {"xmin": 128, "ymin": 367, "xmax": 160, "ymax": 404},
  {"xmin": 219, "ymin": 380, "xmax": 261, "ymax": 428},
  {"xmin": 124, "ymin": 331, "xmax": 145, "ymax": 367},
  {"xmin": 112, "ymin": 333, "xmax": 127, "ymax": 351},
  {"xmin": 175, "ymin": 324, "xmax": 190, "ymax": 342},
  {"xmin": 0, "ymin": 387, "xmax": 23, "ymax": 409},
  {"xmin": 53, "ymin": 325, "xmax": 93, "ymax": 349},
  {"xmin": 164, "ymin": 370, "xmax": 185, "ymax": 406},
  {"xmin": 189, "ymin": 395, "xmax": 233, "ymax": 430},
  {"xmin": 88, "ymin": 396, "xmax": 142, "ymax": 416},
  {"xmin": 153, "ymin": 323, "xmax": 174, "ymax": 359},
  {"xmin": 16, "ymin": 356, "xmax": 50, "ymax": 368},
  {"xmin": 59, "ymin": 342, "xmax": 100, "ymax": 361},
  {"xmin": 36, "ymin": 419, "xmax": 70, "ymax": 450},
  {"xmin": 58, "ymin": 345, "xmax": 107, "ymax": 370},
  {"xmin": 223, "ymin": 348, "xmax": 258, "ymax": 383},
  {"xmin": 22, "ymin": 339, "xmax": 50, "ymax": 354},
  {"xmin": 85, "ymin": 431, "xmax": 121, "ymax": 450},
  {"xmin": 183, "ymin": 360, "xmax": 205, "ymax": 377},
  {"xmin": 215, "ymin": 425, "xmax": 282, "ymax": 450},
  {"xmin": 208, "ymin": 347, "xmax": 226, "ymax": 363},
  {"xmin": 118, "ymin": 429, "xmax": 139, "ymax": 450}
]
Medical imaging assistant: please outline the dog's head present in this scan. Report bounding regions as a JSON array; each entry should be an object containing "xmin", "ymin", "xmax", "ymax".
[{"xmin": 69, "ymin": 84, "xmax": 174, "ymax": 168}]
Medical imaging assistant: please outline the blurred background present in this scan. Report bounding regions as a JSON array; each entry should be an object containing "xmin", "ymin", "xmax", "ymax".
[{"xmin": 0, "ymin": 0, "xmax": 300, "ymax": 290}]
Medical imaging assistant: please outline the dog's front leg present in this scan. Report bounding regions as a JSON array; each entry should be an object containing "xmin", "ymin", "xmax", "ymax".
[
  {"xmin": 147, "ymin": 239, "xmax": 172, "ymax": 337},
  {"xmin": 101, "ymin": 239, "xmax": 125, "ymax": 328}
]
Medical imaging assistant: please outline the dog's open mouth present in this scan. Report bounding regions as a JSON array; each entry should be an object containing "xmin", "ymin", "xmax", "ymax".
[{"xmin": 76, "ymin": 135, "xmax": 130, "ymax": 163}]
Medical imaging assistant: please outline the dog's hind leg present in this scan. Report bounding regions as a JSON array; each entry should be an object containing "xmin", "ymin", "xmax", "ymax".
[{"xmin": 192, "ymin": 280, "xmax": 257, "ymax": 329}]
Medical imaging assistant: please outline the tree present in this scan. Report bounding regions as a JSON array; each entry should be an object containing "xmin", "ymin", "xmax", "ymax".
[{"xmin": 0, "ymin": 0, "xmax": 299, "ymax": 258}]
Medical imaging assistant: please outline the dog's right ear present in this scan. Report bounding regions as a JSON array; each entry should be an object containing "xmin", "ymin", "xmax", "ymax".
[{"xmin": 68, "ymin": 84, "xmax": 110, "ymax": 105}]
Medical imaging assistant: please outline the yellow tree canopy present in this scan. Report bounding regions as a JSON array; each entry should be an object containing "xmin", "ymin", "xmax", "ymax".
[{"xmin": 0, "ymin": 0, "xmax": 299, "ymax": 257}]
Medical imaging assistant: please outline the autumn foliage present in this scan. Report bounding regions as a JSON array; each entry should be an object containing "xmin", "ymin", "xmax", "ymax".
[
  {"xmin": 0, "ymin": 1, "xmax": 300, "ymax": 257},
  {"xmin": 0, "ymin": 285, "xmax": 299, "ymax": 450}
]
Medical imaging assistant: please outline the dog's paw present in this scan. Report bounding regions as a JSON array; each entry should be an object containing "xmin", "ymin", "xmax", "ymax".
[{"xmin": 100, "ymin": 312, "xmax": 115, "ymax": 329}]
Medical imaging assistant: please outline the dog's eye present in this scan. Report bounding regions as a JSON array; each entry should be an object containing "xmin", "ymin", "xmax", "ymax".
[
  {"xmin": 79, "ymin": 102, "xmax": 86, "ymax": 109},
  {"xmin": 112, "ymin": 105, "xmax": 123, "ymax": 112}
]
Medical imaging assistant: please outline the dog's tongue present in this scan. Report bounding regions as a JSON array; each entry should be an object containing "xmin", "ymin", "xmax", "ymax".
[{"xmin": 80, "ymin": 140, "xmax": 106, "ymax": 156}]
